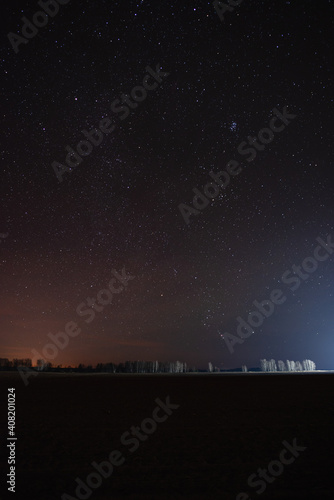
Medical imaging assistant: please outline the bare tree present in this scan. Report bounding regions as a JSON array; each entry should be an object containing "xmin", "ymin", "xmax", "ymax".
[
  {"xmin": 262, "ymin": 359, "xmax": 277, "ymax": 372},
  {"xmin": 295, "ymin": 361, "xmax": 303, "ymax": 372},
  {"xmin": 175, "ymin": 361, "xmax": 183, "ymax": 373},
  {"xmin": 260, "ymin": 359, "xmax": 268, "ymax": 372},
  {"xmin": 302, "ymin": 359, "xmax": 309, "ymax": 371},
  {"xmin": 36, "ymin": 359, "xmax": 46, "ymax": 371},
  {"xmin": 13, "ymin": 358, "xmax": 30, "ymax": 368},
  {"xmin": 268, "ymin": 359, "xmax": 277, "ymax": 372},
  {"xmin": 153, "ymin": 360, "xmax": 159, "ymax": 373},
  {"xmin": 303, "ymin": 359, "xmax": 316, "ymax": 371},
  {"xmin": 277, "ymin": 360, "xmax": 286, "ymax": 371}
]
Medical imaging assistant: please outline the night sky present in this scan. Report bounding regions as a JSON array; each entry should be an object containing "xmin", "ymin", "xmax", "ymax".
[{"xmin": 1, "ymin": 0, "xmax": 334, "ymax": 369}]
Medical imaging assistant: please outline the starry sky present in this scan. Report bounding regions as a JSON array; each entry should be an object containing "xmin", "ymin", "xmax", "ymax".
[{"xmin": 1, "ymin": 0, "xmax": 334, "ymax": 369}]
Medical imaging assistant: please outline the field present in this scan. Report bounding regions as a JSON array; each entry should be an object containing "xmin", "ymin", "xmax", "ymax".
[{"xmin": 0, "ymin": 372, "xmax": 333, "ymax": 500}]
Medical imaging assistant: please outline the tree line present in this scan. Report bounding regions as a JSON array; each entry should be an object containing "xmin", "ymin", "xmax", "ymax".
[
  {"xmin": 0, "ymin": 358, "xmax": 194, "ymax": 373},
  {"xmin": 259, "ymin": 359, "xmax": 316, "ymax": 372},
  {"xmin": 0, "ymin": 357, "xmax": 317, "ymax": 373}
]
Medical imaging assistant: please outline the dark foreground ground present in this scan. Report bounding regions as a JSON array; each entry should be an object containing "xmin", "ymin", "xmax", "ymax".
[{"xmin": 0, "ymin": 372, "xmax": 333, "ymax": 500}]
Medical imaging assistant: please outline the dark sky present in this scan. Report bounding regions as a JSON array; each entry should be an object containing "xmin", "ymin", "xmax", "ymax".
[{"xmin": 1, "ymin": 0, "xmax": 334, "ymax": 369}]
